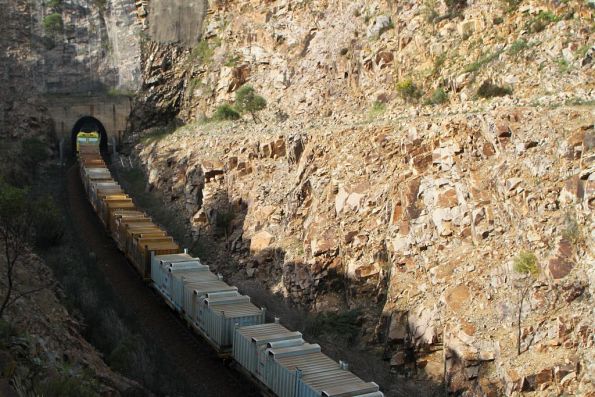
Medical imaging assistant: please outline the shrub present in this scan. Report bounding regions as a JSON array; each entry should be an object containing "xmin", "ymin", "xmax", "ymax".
[
  {"xmin": 369, "ymin": 101, "xmax": 386, "ymax": 117},
  {"xmin": 213, "ymin": 104, "xmax": 240, "ymax": 121},
  {"xmin": 513, "ymin": 251, "xmax": 539, "ymax": 276},
  {"xmin": 191, "ymin": 40, "xmax": 215, "ymax": 64},
  {"xmin": 235, "ymin": 85, "xmax": 267, "ymax": 122},
  {"xmin": 561, "ymin": 212, "xmax": 582, "ymax": 245},
  {"xmin": 426, "ymin": 87, "xmax": 449, "ymax": 105},
  {"xmin": 525, "ymin": 11, "xmax": 560, "ymax": 33},
  {"xmin": 37, "ymin": 375, "xmax": 98, "ymax": 397},
  {"xmin": 48, "ymin": 0, "xmax": 63, "ymax": 8},
  {"xmin": 396, "ymin": 79, "xmax": 422, "ymax": 101},
  {"xmin": 508, "ymin": 39, "xmax": 529, "ymax": 56},
  {"xmin": 43, "ymin": 13, "xmax": 63, "ymax": 35},
  {"xmin": 305, "ymin": 309, "xmax": 361, "ymax": 344},
  {"xmin": 464, "ymin": 49, "xmax": 504, "ymax": 73},
  {"xmin": 445, "ymin": 0, "xmax": 467, "ymax": 15},
  {"xmin": 21, "ymin": 137, "xmax": 48, "ymax": 170},
  {"xmin": 477, "ymin": 80, "xmax": 512, "ymax": 98},
  {"xmin": 32, "ymin": 196, "xmax": 65, "ymax": 248}
]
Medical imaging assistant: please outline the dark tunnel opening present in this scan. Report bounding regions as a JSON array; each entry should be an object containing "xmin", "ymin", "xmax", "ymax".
[{"xmin": 70, "ymin": 116, "xmax": 108, "ymax": 156}]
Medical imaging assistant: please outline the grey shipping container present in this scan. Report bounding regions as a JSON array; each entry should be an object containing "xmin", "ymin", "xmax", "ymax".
[
  {"xmin": 202, "ymin": 294, "xmax": 265, "ymax": 349},
  {"xmin": 233, "ymin": 323, "xmax": 302, "ymax": 381}
]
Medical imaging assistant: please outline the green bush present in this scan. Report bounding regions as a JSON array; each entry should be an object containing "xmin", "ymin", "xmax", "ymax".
[
  {"xmin": 43, "ymin": 13, "xmax": 63, "ymax": 35},
  {"xmin": 37, "ymin": 375, "xmax": 98, "ymax": 397},
  {"xmin": 21, "ymin": 137, "xmax": 48, "ymax": 169},
  {"xmin": 32, "ymin": 196, "xmax": 65, "ymax": 249},
  {"xmin": 396, "ymin": 79, "xmax": 422, "ymax": 102},
  {"xmin": 425, "ymin": 87, "xmax": 449, "ymax": 105},
  {"xmin": 508, "ymin": 39, "xmax": 529, "ymax": 56},
  {"xmin": 525, "ymin": 11, "xmax": 560, "ymax": 33},
  {"xmin": 235, "ymin": 85, "xmax": 267, "ymax": 122},
  {"xmin": 513, "ymin": 251, "xmax": 539, "ymax": 276},
  {"xmin": 369, "ymin": 101, "xmax": 386, "ymax": 117},
  {"xmin": 213, "ymin": 104, "xmax": 241, "ymax": 121},
  {"xmin": 477, "ymin": 80, "xmax": 512, "ymax": 98},
  {"xmin": 305, "ymin": 309, "xmax": 361, "ymax": 344},
  {"xmin": 191, "ymin": 39, "xmax": 217, "ymax": 64},
  {"xmin": 48, "ymin": 0, "xmax": 63, "ymax": 8},
  {"xmin": 464, "ymin": 49, "xmax": 504, "ymax": 73}
]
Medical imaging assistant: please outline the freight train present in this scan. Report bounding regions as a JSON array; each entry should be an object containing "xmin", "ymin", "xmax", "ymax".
[{"xmin": 77, "ymin": 144, "xmax": 384, "ymax": 397}]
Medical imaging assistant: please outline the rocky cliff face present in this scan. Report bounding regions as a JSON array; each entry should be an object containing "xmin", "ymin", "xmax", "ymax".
[{"xmin": 126, "ymin": 1, "xmax": 594, "ymax": 395}]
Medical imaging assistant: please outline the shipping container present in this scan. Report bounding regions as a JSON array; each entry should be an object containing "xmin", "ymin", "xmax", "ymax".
[
  {"xmin": 183, "ymin": 280, "xmax": 238, "ymax": 325},
  {"xmin": 264, "ymin": 343, "xmax": 382, "ymax": 397},
  {"xmin": 81, "ymin": 168, "xmax": 112, "ymax": 194},
  {"xmin": 263, "ymin": 343, "xmax": 323, "ymax": 397},
  {"xmin": 99, "ymin": 199, "xmax": 136, "ymax": 227},
  {"xmin": 150, "ymin": 253, "xmax": 194, "ymax": 293},
  {"xmin": 111, "ymin": 211, "xmax": 148, "ymax": 234},
  {"xmin": 131, "ymin": 239, "xmax": 180, "ymax": 280},
  {"xmin": 233, "ymin": 323, "xmax": 302, "ymax": 381},
  {"xmin": 160, "ymin": 262, "xmax": 213, "ymax": 310},
  {"xmin": 201, "ymin": 294, "xmax": 265, "ymax": 350},
  {"xmin": 122, "ymin": 223, "xmax": 162, "ymax": 254},
  {"xmin": 110, "ymin": 210, "xmax": 147, "ymax": 236}
]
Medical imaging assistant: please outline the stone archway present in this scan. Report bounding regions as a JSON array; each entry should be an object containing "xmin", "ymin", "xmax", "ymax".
[{"xmin": 70, "ymin": 116, "xmax": 108, "ymax": 155}]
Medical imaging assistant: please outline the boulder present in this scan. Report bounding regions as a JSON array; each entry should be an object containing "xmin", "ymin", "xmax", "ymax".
[{"xmin": 250, "ymin": 230, "xmax": 275, "ymax": 252}]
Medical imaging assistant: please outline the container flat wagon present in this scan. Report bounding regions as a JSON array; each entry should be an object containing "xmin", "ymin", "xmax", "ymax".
[{"xmin": 77, "ymin": 155, "xmax": 383, "ymax": 397}]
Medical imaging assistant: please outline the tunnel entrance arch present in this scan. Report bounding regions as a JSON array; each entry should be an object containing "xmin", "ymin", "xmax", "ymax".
[{"xmin": 71, "ymin": 116, "xmax": 108, "ymax": 155}]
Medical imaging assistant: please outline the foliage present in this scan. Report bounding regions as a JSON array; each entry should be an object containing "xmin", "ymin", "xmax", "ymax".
[
  {"xmin": 445, "ymin": 0, "xmax": 468, "ymax": 16},
  {"xmin": 235, "ymin": 85, "xmax": 267, "ymax": 122},
  {"xmin": 464, "ymin": 49, "xmax": 504, "ymax": 73},
  {"xmin": 502, "ymin": 0, "xmax": 522, "ymax": 13},
  {"xmin": 513, "ymin": 250, "xmax": 539, "ymax": 276},
  {"xmin": 561, "ymin": 212, "xmax": 582, "ymax": 245},
  {"xmin": 432, "ymin": 53, "xmax": 447, "ymax": 75},
  {"xmin": 37, "ymin": 375, "xmax": 98, "ymax": 397},
  {"xmin": 0, "ymin": 181, "xmax": 34, "ymax": 319},
  {"xmin": 224, "ymin": 54, "xmax": 241, "ymax": 67},
  {"xmin": 525, "ymin": 11, "xmax": 560, "ymax": 33},
  {"xmin": 21, "ymin": 137, "xmax": 48, "ymax": 170},
  {"xmin": 425, "ymin": 87, "xmax": 449, "ymax": 105},
  {"xmin": 557, "ymin": 58, "xmax": 571, "ymax": 73},
  {"xmin": 213, "ymin": 104, "xmax": 241, "ymax": 121},
  {"xmin": 369, "ymin": 101, "xmax": 386, "ymax": 117},
  {"xmin": 141, "ymin": 124, "xmax": 176, "ymax": 144},
  {"xmin": 508, "ymin": 39, "xmax": 529, "ymax": 56},
  {"xmin": 190, "ymin": 39, "xmax": 219, "ymax": 64},
  {"xmin": 43, "ymin": 13, "xmax": 63, "ymax": 35},
  {"xmin": 32, "ymin": 196, "xmax": 65, "ymax": 249},
  {"xmin": 305, "ymin": 309, "xmax": 361, "ymax": 344},
  {"xmin": 477, "ymin": 80, "xmax": 512, "ymax": 98},
  {"xmin": 48, "ymin": 0, "xmax": 63, "ymax": 8},
  {"xmin": 396, "ymin": 79, "xmax": 422, "ymax": 102}
]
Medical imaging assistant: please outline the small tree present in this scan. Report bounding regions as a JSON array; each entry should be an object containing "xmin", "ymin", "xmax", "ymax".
[
  {"xmin": 513, "ymin": 250, "xmax": 539, "ymax": 355},
  {"xmin": 235, "ymin": 85, "xmax": 267, "ymax": 123},
  {"xmin": 0, "ymin": 182, "xmax": 54, "ymax": 319}
]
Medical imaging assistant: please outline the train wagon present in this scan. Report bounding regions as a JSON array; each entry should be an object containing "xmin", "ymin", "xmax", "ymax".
[
  {"xmin": 76, "ymin": 131, "xmax": 100, "ymax": 152},
  {"xmin": 110, "ymin": 210, "xmax": 149, "ymax": 238},
  {"xmin": 76, "ymin": 155, "xmax": 385, "ymax": 397},
  {"xmin": 130, "ymin": 238, "xmax": 180, "ymax": 280},
  {"xmin": 183, "ymin": 281, "xmax": 239, "ymax": 327},
  {"xmin": 201, "ymin": 293, "xmax": 265, "ymax": 351},
  {"xmin": 233, "ymin": 322, "xmax": 303, "ymax": 381},
  {"xmin": 99, "ymin": 199, "xmax": 136, "ymax": 228},
  {"xmin": 119, "ymin": 225, "xmax": 159, "ymax": 253},
  {"xmin": 81, "ymin": 168, "xmax": 112, "ymax": 195}
]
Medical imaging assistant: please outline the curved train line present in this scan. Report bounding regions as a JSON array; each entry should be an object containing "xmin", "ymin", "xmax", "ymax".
[{"xmin": 77, "ymin": 144, "xmax": 384, "ymax": 397}]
